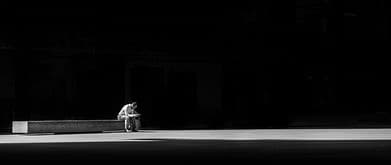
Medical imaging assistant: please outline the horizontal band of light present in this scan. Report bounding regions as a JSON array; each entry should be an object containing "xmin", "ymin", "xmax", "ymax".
[{"xmin": 1, "ymin": 129, "xmax": 391, "ymax": 144}]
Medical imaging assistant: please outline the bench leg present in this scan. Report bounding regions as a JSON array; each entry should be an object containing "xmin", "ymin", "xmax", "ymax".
[{"xmin": 134, "ymin": 119, "xmax": 141, "ymax": 131}]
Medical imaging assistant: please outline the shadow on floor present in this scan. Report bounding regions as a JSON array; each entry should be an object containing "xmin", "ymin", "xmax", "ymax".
[{"xmin": 1, "ymin": 139, "xmax": 391, "ymax": 164}]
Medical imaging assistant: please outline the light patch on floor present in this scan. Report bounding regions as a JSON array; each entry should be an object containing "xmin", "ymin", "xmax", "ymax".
[{"xmin": 1, "ymin": 129, "xmax": 391, "ymax": 144}]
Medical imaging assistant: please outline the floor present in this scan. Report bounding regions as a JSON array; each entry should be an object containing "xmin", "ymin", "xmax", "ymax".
[{"xmin": 1, "ymin": 129, "xmax": 391, "ymax": 164}]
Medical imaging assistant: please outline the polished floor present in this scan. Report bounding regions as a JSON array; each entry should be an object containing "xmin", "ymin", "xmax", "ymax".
[
  {"xmin": 2, "ymin": 129, "xmax": 391, "ymax": 143},
  {"xmin": 1, "ymin": 129, "xmax": 391, "ymax": 164}
]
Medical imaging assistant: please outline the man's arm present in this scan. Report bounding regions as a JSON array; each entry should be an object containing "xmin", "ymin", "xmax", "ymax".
[
  {"xmin": 128, "ymin": 114, "xmax": 140, "ymax": 117},
  {"xmin": 118, "ymin": 105, "xmax": 128, "ymax": 115}
]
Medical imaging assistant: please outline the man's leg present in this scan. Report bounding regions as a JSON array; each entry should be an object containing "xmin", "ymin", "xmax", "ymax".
[
  {"xmin": 118, "ymin": 115, "xmax": 130, "ymax": 132},
  {"xmin": 125, "ymin": 116, "xmax": 130, "ymax": 132},
  {"xmin": 129, "ymin": 117, "xmax": 137, "ymax": 132}
]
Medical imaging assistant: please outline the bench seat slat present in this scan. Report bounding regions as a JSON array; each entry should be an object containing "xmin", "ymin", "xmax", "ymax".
[{"xmin": 12, "ymin": 120, "xmax": 124, "ymax": 134}]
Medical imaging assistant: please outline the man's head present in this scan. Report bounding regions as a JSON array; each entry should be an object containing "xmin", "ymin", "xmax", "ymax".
[{"xmin": 130, "ymin": 102, "xmax": 137, "ymax": 109}]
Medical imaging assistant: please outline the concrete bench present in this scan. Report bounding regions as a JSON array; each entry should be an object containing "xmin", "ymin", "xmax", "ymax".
[{"xmin": 12, "ymin": 120, "xmax": 125, "ymax": 134}]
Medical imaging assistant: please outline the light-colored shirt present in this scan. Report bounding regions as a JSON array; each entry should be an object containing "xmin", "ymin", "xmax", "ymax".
[{"xmin": 118, "ymin": 104, "xmax": 134, "ymax": 116}]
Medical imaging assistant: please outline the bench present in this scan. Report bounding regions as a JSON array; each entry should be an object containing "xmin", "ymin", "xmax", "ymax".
[{"xmin": 12, "ymin": 120, "xmax": 126, "ymax": 134}]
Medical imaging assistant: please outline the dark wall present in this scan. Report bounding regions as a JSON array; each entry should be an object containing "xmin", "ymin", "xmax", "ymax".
[
  {"xmin": 221, "ymin": 54, "xmax": 391, "ymax": 128},
  {"xmin": 15, "ymin": 52, "xmax": 126, "ymax": 122},
  {"xmin": 11, "ymin": 51, "xmax": 391, "ymax": 130},
  {"xmin": 125, "ymin": 61, "xmax": 222, "ymax": 129},
  {"xmin": 6, "ymin": 1, "xmax": 391, "ymax": 130},
  {"xmin": 0, "ymin": 52, "xmax": 15, "ymax": 132},
  {"xmin": 71, "ymin": 55, "xmax": 125, "ymax": 120}
]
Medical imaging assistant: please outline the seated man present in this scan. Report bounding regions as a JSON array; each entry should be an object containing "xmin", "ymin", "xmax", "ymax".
[{"xmin": 117, "ymin": 101, "xmax": 141, "ymax": 132}]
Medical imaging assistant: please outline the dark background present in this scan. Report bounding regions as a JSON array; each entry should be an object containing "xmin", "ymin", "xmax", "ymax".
[{"xmin": 1, "ymin": 0, "xmax": 390, "ymax": 132}]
